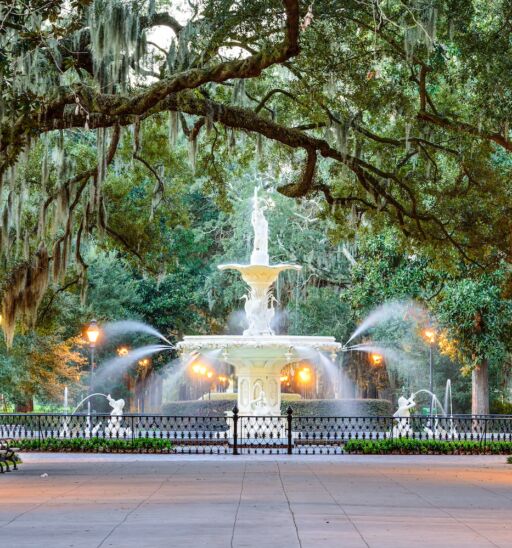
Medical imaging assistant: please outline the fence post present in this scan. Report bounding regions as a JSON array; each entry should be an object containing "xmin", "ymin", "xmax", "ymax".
[
  {"xmin": 287, "ymin": 407, "xmax": 293, "ymax": 455},
  {"xmin": 232, "ymin": 405, "xmax": 239, "ymax": 455}
]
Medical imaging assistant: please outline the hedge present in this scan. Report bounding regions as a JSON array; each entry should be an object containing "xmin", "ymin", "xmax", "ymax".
[
  {"xmin": 161, "ymin": 398, "xmax": 392, "ymax": 417},
  {"xmin": 16, "ymin": 437, "xmax": 173, "ymax": 453},
  {"xmin": 344, "ymin": 438, "xmax": 512, "ymax": 455}
]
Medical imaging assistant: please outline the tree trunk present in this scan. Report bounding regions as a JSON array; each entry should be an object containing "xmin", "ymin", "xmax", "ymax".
[
  {"xmin": 15, "ymin": 398, "xmax": 34, "ymax": 413},
  {"xmin": 472, "ymin": 360, "xmax": 489, "ymax": 415}
]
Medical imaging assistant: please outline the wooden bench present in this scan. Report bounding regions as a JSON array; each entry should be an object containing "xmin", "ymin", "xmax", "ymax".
[{"xmin": 0, "ymin": 438, "xmax": 19, "ymax": 473}]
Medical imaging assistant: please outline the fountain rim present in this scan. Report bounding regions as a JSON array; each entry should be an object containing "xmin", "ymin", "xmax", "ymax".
[
  {"xmin": 217, "ymin": 262, "xmax": 302, "ymax": 272},
  {"xmin": 177, "ymin": 334, "xmax": 342, "ymax": 352}
]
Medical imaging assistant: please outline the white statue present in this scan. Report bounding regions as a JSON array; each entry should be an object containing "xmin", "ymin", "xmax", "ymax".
[
  {"xmin": 250, "ymin": 390, "xmax": 272, "ymax": 416},
  {"xmin": 392, "ymin": 395, "xmax": 416, "ymax": 437},
  {"xmin": 105, "ymin": 394, "xmax": 132, "ymax": 437},
  {"xmin": 251, "ymin": 188, "xmax": 269, "ymax": 265}
]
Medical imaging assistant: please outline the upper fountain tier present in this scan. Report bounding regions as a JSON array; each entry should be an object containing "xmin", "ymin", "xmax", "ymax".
[{"xmin": 218, "ymin": 188, "xmax": 301, "ymax": 336}]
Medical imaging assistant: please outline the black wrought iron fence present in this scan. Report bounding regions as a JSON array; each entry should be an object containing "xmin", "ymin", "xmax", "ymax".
[{"xmin": 1, "ymin": 408, "xmax": 511, "ymax": 455}]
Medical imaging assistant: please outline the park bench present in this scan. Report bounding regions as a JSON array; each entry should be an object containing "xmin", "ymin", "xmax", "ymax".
[{"xmin": 0, "ymin": 438, "xmax": 19, "ymax": 473}]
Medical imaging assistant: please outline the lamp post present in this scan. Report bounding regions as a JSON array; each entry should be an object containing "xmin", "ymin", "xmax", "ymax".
[
  {"xmin": 423, "ymin": 328, "xmax": 436, "ymax": 419},
  {"xmin": 86, "ymin": 319, "xmax": 100, "ymax": 394},
  {"xmin": 85, "ymin": 319, "xmax": 99, "ymax": 429}
]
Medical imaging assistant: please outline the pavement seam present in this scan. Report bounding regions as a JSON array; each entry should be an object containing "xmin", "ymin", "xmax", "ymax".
[
  {"xmin": 230, "ymin": 462, "xmax": 247, "ymax": 548},
  {"xmin": 95, "ymin": 463, "xmax": 183, "ymax": 548},
  {"xmin": 379, "ymin": 468, "xmax": 501, "ymax": 548},
  {"xmin": 0, "ymin": 459, "xmax": 125, "ymax": 530},
  {"xmin": 276, "ymin": 461, "xmax": 303, "ymax": 548},
  {"xmin": 306, "ymin": 463, "xmax": 370, "ymax": 548}
]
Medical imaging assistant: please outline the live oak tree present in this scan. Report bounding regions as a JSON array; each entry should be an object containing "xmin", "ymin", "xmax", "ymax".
[{"xmin": 2, "ymin": 0, "xmax": 512, "ymax": 419}]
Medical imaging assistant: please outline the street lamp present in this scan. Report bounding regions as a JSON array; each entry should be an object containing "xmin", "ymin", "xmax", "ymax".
[
  {"xmin": 86, "ymin": 319, "xmax": 100, "ymax": 394},
  {"xmin": 422, "ymin": 328, "xmax": 436, "ymax": 419}
]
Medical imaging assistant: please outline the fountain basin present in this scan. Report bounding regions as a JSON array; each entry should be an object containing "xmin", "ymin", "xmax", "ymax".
[{"xmin": 178, "ymin": 335, "xmax": 342, "ymax": 416}]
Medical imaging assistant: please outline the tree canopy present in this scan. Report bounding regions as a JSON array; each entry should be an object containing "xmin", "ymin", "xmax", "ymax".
[{"xmin": 3, "ymin": 0, "xmax": 512, "ymax": 342}]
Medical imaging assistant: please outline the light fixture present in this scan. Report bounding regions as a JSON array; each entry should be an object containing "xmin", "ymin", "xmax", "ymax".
[
  {"xmin": 117, "ymin": 346, "xmax": 129, "ymax": 357},
  {"xmin": 370, "ymin": 353, "xmax": 383, "ymax": 366},
  {"xmin": 86, "ymin": 319, "xmax": 100, "ymax": 346},
  {"xmin": 423, "ymin": 328, "xmax": 436, "ymax": 344},
  {"xmin": 298, "ymin": 367, "xmax": 311, "ymax": 383}
]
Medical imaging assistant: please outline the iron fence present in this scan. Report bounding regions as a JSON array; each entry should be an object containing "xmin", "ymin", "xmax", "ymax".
[{"xmin": 1, "ymin": 408, "xmax": 512, "ymax": 455}]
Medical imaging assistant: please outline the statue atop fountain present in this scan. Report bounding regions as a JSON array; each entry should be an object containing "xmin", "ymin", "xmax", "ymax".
[
  {"xmin": 219, "ymin": 188, "xmax": 301, "ymax": 337},
  {"xmin": 251, "ymin": 188, "xmax": 269, "ymax": 265}
]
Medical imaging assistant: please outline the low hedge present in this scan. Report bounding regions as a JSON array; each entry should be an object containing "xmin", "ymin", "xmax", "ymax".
[
  {"xmin": 16, "ymin": 437, "xmax": 173, "ymax": 453},
  {"xmin": 161, "ymin": 398, "xmax": 392, "ymax": 417},
  {"xmin": 282, "ymin": 399, "xmax": 392, "ymax": 417},
  {"xmin": 344, "ymin": 438, "xmax": 512, "ymax": 455}
]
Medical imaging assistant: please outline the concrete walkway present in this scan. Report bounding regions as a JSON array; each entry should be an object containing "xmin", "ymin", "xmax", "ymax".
[{"xmin": 1, "ymin": 453, "xmax": 511, "ymax": 548}]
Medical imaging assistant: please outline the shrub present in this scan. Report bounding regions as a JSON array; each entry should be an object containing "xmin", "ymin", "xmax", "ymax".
[
  {"xmin": 344, "ymin": 438, "xmax": 512, "ymax": 455},
  {"xmin": 162, "ymin": 398, "xmax": 392, "ymax": 417},
  {"xmin": 281, "ymin": 399, "xmax": 392, "ymax": 416},
  {"xmin": 16, "ymin": 437, "xmax": 173, "ymax": 453},
  {"xmin": 490, "ymin": 400, "xmax": 512, "ymax": 415}
]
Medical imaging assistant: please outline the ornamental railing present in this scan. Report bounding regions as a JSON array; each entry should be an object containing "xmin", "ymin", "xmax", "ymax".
[{"xmin": 1, "ymin": 408, "xmax": 512, "ymax": 455}]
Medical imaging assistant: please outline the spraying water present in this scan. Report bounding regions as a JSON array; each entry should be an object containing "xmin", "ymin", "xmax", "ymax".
[
  {"xmin": 103, "ymin": 320, "xmax": 174, "ymax": 347},
  {"xmin": 93, "ymin": 344, "xmax": 171, "ymax": 386},
  {"xmin": 346, "ymin": 300, "xmax": 422, "ymax": 344},
  {"xmin": 71, "ymin": 393, "xmax": 109, "ymax": 415}
]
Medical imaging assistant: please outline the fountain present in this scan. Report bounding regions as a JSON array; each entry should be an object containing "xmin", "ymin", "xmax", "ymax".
[{"xmin": 177, "ymin": 189, "xmax": 342, "ymax": 416}]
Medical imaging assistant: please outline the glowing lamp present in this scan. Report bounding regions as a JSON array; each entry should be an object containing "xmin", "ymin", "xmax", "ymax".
[
  {"xmin": 370, "ymin": 353, "xmax": 383, "ymax": 366},
  {"xmin": 117, "ymin": 346, "xmax": 129, "ymax": 357},
  {"xmin": 423, "ymin": 328, "xmax": 436, "ymax": 344},
  {"xmin": 298, "ymin": 367, "xmax": 311, "ymax": 383},
  {"xmin": 86, "ymin": 319, "xmax": 100, "ymax": 345},
  {"xmin": 206, "ymin": 371, "xmax": 213, "ymax": 379}
]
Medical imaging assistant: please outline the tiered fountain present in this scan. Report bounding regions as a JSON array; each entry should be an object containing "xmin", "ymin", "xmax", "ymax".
[{"xmin": 177, "ymin": 189, "xmax": 342, "ymax": 416}]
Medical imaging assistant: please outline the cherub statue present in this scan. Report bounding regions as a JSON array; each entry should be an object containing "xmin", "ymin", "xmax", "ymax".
[
  {"xmin": 105, "ymin": 394, "xmax": 131, "ymax": 437},
  {"xmin": 250, "ymin": 390, "xmax": 272, "ymax": 416},
  {"xmin": 392, "ymin": 395, "xmax": 416, "ymax": 437}
]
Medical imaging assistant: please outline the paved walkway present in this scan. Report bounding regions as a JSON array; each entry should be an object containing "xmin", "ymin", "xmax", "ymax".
[{"xmin": 1, "ymin": 453, "xmax": 511, "ymax": 548}]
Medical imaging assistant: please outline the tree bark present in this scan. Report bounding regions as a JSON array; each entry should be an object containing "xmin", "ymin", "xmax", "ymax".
[
  {"xmin": 471, "ymin": 360, "xmax": 489, "ymax": 415},
  {"xmin": 15, "ymin": 398, "xmax": 34, "ymax": 413}
]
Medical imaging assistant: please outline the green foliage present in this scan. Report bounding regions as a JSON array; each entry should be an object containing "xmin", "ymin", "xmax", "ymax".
[
  {"xmin": 434, "ymin": 273, "xmax": 512, "ymax": 372},
  {"xmin": 16, "ymin": 436, "xmax": 173, "ymax": 453},
  {"xmin": 344, "ymin": 438, "xmax": 512, "ymax": 455}
]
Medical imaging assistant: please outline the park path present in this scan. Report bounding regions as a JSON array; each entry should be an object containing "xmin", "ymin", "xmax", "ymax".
[{"xmin": 0, "ymin": 453, "xmax": 511, "ymax": 548}]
